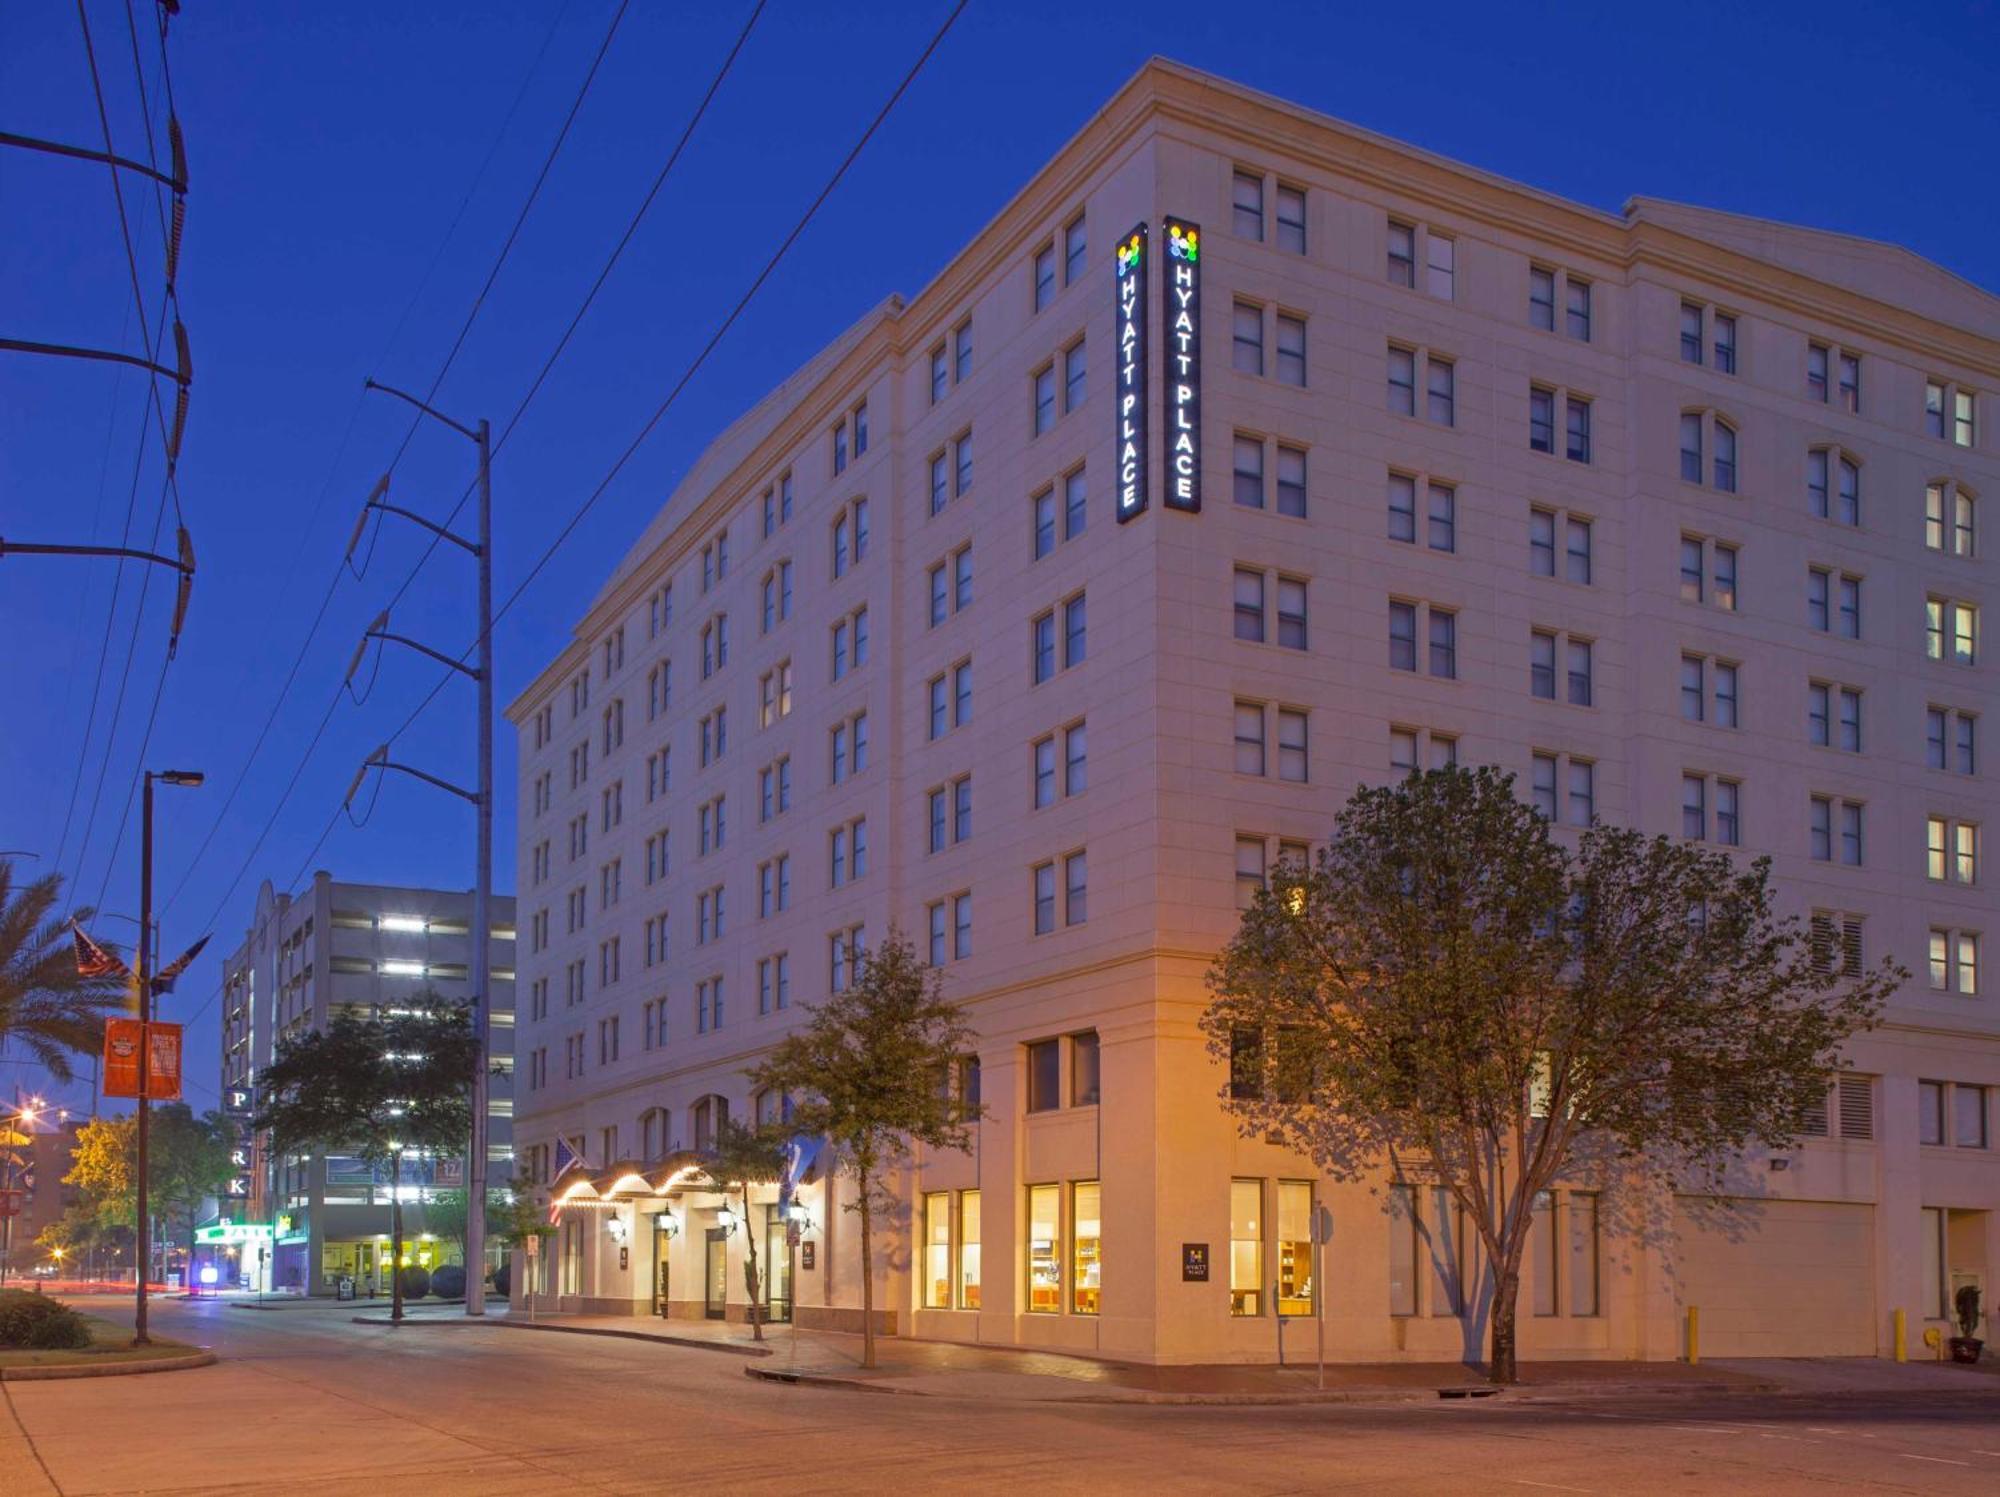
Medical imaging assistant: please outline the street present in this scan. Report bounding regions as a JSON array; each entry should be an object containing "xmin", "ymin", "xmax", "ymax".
[{"xmin": 3, "ymin": 1300, "xmax": 1998, "ymax": 1495}]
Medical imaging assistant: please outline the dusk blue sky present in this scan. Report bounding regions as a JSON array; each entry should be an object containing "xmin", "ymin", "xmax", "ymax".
[{"xmin": 4, "ymin": 0, "xmax": 1996, "ymax": 1114}]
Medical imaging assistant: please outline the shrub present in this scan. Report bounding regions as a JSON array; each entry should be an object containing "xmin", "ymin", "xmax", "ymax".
[
  {"xmin": 429, "ymin": 1264, "xmax": 466, "ymax": 1299},
  {"xmin": 397, "ymin": 1265, "xmax": 431, "ymax": 1300},
  {"xmin": 1955, "ymin": 1283, "xmax": 1983, "ymax": 1341},
  {"xmin": 0, "ymin": 1291, "xmax": 94, "ymax": 1351},
  {"xmin": 492, "ymin": 1262, "xmax": 510, "ymax": 1298}
]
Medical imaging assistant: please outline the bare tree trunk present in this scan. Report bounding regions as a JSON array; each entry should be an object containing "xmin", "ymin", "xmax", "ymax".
[
  {"xmin": 390, "ymin": 1150, "xmax": 405, "ymax": 1325},
  {"xmin": 1489, "ymin": 1267, "xmax": 1519, "ymax": 1384},
  {"xmin": 740, "ymin": 1184, "xmax": 763, "ymax": 1341},
  {"xmin": 858, "ymin": 1163, "xmax": 876, "ymax": 1370}
]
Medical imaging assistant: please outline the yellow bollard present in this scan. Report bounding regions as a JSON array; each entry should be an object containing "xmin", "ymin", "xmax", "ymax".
[
  {"xmin": 1687, "ymin": 1305, "xmax": 1700, "ymax": 1365},
  {"xmin": 1893, "ymin": 1308, "xmax": 1906, "ymax": 1363}
]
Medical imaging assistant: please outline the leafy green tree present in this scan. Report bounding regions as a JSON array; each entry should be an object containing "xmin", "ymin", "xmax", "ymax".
[
  {"xmin": 1204, "ymin": 765, "xmax": 1899, "ymax": 1384},
  {"xmin": 748, "ymin": 930, "xmax": 980, "ymax": 1368},
  {"xmin": 252, "ymin": 996, "xmax": 478, "ymax": 1323},
  {"xmin": 700, "ymin": 1118, "xmax": 787, "ymax": 1340},
  {"xmin": 63, "ymin": 1105, "xmax": 235, "ymax": 1269},
  {"xmin": 421, "ymin": 1185, "xmax": 509, "ymax": 1262},
  {"xmin": 0, "ymin": 860, "xmax": 129, "ymax": 1081},
  {"xmin": 491, "ymin": 1173, "xmax": 552, "ymax": 1249}
]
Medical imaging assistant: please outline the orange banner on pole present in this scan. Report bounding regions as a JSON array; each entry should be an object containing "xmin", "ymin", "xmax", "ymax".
[
  {"xmin": 102, "ymin": 1019, "xmax": 184, "ymax": 1100},
  {"xmin": 146, "ymin": 1023, "xmax": 183, "ymax": 1101},
  {"xmin": 104, "ymin": 1019, "xmax": 144, "ymax": 1099}
]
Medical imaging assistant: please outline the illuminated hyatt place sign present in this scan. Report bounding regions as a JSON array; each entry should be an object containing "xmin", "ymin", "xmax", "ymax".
[
  {"xmin": 1114, "ymin": 223, "xmax": 1149, "ymax": 523},
  {"xmin": 1163, "ymin": 217, "xmax": 1201, "ymax": 512}
]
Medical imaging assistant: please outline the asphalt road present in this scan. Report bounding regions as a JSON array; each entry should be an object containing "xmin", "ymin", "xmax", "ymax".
[{"xmin": 4, "ymin": 1298, "xmax": 1998, "ymax": 1495}]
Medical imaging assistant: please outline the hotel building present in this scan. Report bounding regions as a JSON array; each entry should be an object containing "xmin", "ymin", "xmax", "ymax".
[
  {"xmin": 219, "ymin": 873, "xmax": 516, "ymax": 1295},
  {"xmin": 506, "ymin": 59, "xmax": 1997, "ymax": 1362}
]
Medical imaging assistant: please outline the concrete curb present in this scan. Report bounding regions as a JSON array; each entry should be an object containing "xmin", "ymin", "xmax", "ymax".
[
  {"xmin": 0, "ymin": 1350, "xmax": 217, "ymax": 1382},
  {"xmin": 493, "ymin": 1319, "xmax": 776, "ymax": 1358},
  {"xmin": 740, "ymin": 1363, "xmax": 1785, "ymax": 1407}
]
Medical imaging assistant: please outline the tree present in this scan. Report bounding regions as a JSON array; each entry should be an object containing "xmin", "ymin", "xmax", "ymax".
[
  {"xmin": 64, "ymin": 1105, "xmax": 234, "ymax": 1274},
  {"xmin": 1204, "ymin": 765, "xmax": 1899, "ymax": 1384},
  {"xmin": 700, "ymin": 1118, "xmax": 787, "ymax": 1340},
  {"xmin": 0, "ymin": 860, "xmax": 129, "ymax": 1081},
  {"xmin": 747, "ymin": 931, "xmax": 980, "ymax": 1368},
  {"xmin": 422, "ymin": 1185, "xmax": 508, "ymax": 1261},
  {"xmin": 252, "ymin": 996, "xmax": 478, "ymax": 1323}
]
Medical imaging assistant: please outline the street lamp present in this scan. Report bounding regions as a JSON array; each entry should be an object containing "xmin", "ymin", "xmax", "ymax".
[{"xmin": 134, "ymin": 768, "xmax": 203, "ymax": 1346}]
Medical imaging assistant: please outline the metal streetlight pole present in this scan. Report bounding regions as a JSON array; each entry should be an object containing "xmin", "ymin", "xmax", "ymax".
[
  {"xmin": 135, "ymin": 768, "xmax": 202, "ymax": 1346},
  {"xmin": 351, "ymin": 379, "xmax": 493, "ymax": 1317}
]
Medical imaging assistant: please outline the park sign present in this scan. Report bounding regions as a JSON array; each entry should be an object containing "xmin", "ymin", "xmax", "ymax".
[
  {"xmin": 1113, "ymin": 223, "xmax": 1149, "ymax": 523},
  {"xmin": 196, "ymin": 1219, "xmax": 274, "ymax": 1246}
]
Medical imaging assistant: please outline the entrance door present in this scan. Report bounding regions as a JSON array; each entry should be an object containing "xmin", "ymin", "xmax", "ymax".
[
  {"xmin": 764, "ymin": 1206, "xmax": 792, "ymax": 1324},
  {"xmin": 654, "ymin": 1229, "xmax": 672, "ymax": 1318},
  {"xmin": 704, "ymin": 1228, "xmax": 728, "ymax": 1319}
]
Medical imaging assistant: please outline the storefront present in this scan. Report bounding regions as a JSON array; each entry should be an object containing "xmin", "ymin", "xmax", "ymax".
[
  {"xmin": 532, "ymin": 1155, "xmax": 815, "ymax": 1325},
  {"xmin": 193, "ymin": 1218, "xmax": 275, "ymax": 1294}
]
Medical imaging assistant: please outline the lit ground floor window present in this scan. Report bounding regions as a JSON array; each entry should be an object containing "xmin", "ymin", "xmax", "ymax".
[
  {"xmin": 1072, "ymin": 1181, "xmax": 1101, "ymax": 1315},
  {"xmin": 1027, "ymin": 1184, "xmax": 1060, "ymax": 1313}
]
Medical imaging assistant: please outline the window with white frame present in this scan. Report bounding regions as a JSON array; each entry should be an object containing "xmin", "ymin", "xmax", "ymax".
[
  {"xmin": 1926, "ymin": 706, "xmax": 1977, "ymax": 775},
  {"xmin": 1681, "ymin": 772, "xmax": 1741, "ymax": 846},
  {"xmin": 1530, "ymin": 383, "xmax": 1592, "ymax": 462},
  {"xmin": 1678, "ymin": 410, "xmax": 1738, "ymax": 493},
  {"xmin": 1233, "ymin": 433, "xmax": 1308, "ymax": 518},
  {"xmin": 1927, "ymin": 815, "xmax": 1978, "ymax": 884},
  {"xmin": 1387, "ymin": 471, "xmax": 1454, "ymax": 551},
  {"xmin": 1807, "ymin": 681, "xmax": 1861, "ymax": 751},
  {"xmin": 1807, "ymin": 567, "xmax": 1862, "ymax": 639},
  {"xmin": 1679, "ymin": 533, "xmax": 1739, "ymax": 610},
  {"xmin": 1232, "ymin": 567, "xmax": 1306, "ymax": 649},
  {"xmin": 1389, "ymin": 726, "xmax": 1458, "ymax": 776},
  {"xmin": 1389, "ymin": 600, "xmax": 1456, "ymax": 678},
  {"xmin": 1928, "ymin": 928, "xmax": 1980, "ymax": 997},
  {"xmin": 1030, "ymin": 720, "xmax": 1087, "ymax": 809},
  {"xmin": 829, "ymin": 710, "xmax": 868, "ymax": 784},
  {"xmin": 1529, "ymin": 629, "xmax": 1593, "ymax": 706},
  {"xmin": 1681, "ymin": 654, "xmax": 1740, "ymax": 727},
  {"xmin": 1807, "ymin": 447, "xmax": 1861, "ymax": 526},
  {"xmin": 1808, "ymin": 794, "xmax": 1864, "ymax": 865},
  {"xmin": 1925, "ymin": 378, "xmax": 1977, "ymax": 448},
  {"xmin": 927, "ymin": 659, "xmax": 973, "ymax": 737},
  {"xmin": 1926, "ymin": 596, "xmax": 1978, "ymax": 665},
  {"xmin": 1925, "ymin": 479, "xmax": 1976, "ymax": 557}
]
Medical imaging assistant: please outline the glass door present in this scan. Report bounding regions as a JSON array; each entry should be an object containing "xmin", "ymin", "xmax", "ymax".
[
  {"xmin": 654, "ymin": 1227, "xmax": 672, "ymax": 1318},
  {"xmin": 763, "ymin": 1206, "xmax": 792, "ymax": 1324},
  {"xmin": 704, "ymin": 1228, "xmax": 728, "ymax": 1319}
]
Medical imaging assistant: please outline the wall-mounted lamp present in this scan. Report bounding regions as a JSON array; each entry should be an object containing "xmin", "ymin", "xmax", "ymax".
[
  {"xmin": 716, "ymin": 1207, "xmax": 739, "ymax": 1235},
  {"xmin": 653, "ymin": 1211, "xmax": 679, "ymax": 1239},
  {"xmin": 605, "ymin": 1214, "xmax": 630, "ymax": 1244},
  {"xmin": 785, "ymin": 1202, "xmax": 814, "ymax": 1232}
]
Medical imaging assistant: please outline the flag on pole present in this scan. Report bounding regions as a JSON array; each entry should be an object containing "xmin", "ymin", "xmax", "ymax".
[
  {"xmin": 546, "ymin": 1136, "xmax": 585, "ymax": 1223},
  {"xmin": 777, "ymin": 1134, "xmax": 824, "ymax": 1219},
  {"xmin": 151, "ymin": 933, "xmax": 211, "ymax": 995},
  {"xmin": 72, "ymin": 923, "xmax": 128, "ymax": 980}
]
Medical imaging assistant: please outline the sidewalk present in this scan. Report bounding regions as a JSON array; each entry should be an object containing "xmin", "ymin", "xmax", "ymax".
[{"xmin": 370, "ymin": 1307, "xmax": 1929, "ymax": 1405}]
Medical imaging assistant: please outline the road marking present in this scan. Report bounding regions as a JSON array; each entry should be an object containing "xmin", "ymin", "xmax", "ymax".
[
  {"xmin": 1509, "ymin": 1481, "xmax": 1594, "ymax": 1495},
  {"xmin": 1900, "ymin": 1455, "xmax": 1970, "ymax": 1466}
]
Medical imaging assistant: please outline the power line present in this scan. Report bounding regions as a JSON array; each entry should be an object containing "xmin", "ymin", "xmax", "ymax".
[
  {"xmin": 182, "ymin": 0, "xmax": 775, "ymax": 942},
  {"xmin": 378, "ymin": 0, "xmax": 969, "ymax": 765},
  {"xmin": 158, "ymin": 0, "xmax": 626, "ymax": 921}
]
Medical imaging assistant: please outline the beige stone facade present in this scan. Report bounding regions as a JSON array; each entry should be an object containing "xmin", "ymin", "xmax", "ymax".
[{"xmin": 505, "ymin": 60, "xmax": 1998, "ymax": 1363}]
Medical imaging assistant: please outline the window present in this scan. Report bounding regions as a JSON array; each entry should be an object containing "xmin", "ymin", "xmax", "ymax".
[
  {"xmin": 698, "ymin": 706, "xmax": 727, "ymax": 767},
  {"xmin": 758, "ymin": 661, "xmax": 793, "ymax": 728},
  {"xmin": 1388, "ymin": 1185, "xmax": 1419, "ymax": 1315},
  {"xmin": 927, "ymin": 658, "xmax": 972, "ymax": 737},
  {"xmin": 1388, "ymin": 600, "xmax": 1456, "ymax": 678},
  {"xmin": 1929, "ymin": 929, "xmax": 1981, "ymax": 996},
  {"xmin": 828, "ymin": 711, "xmax": 867, "ymax": 785},
  {"xmin": 1026, "ymin": 1039, "xmax": 1060, "ymax": 1112},
  {"xmin": 647, "ymin": 660, "xmax": 672, "ymax": 722},
  {"xmin": 1529, "ymin": 266, "xmax": 1555, "ymax": 331},
  {"xmin": 700, "ymin": 614, "xmax": 729, "ymax": 679},
  {"xmin": 1026, "ymin": 1182, "xmax": 1061, "ymax": 1313},
  {"xmin": 1530, "ymin": 751, "xmax": 1594, "ymax": 827},
  {"xmin": 1275, "ymin": 313, "xmax": 1306, "ymax": 387},
  {"xmin": 1032, "ymin": 721, "xmax": 1086, "ymax": 808},
  {"xmin": 1679, "ymin": 532, "xmax": 1738, "ymax": 611},
  {"xmin": 1926, "ymin": 479, "xmax": 1977, "ymax": 557},
  {"xmin": 1386, "ymin": 219, "xmax": 1415, "ymax": 287},
  {"xmin": 1927, "ymin": 815, "xmax": 1978, "ymax": 884},
  {"xmin": 1805, "ymin": 448, "xmax": 1861, "ymax": 526},
  {"xmin": 756, "ymin": 854, "xmax": 791, "ymax": 918},
  {"xmin": 1232, "ymin": 169, "xmax": 1264, "ymax": 239},
  {"xmin": 1529, "ymin": 265, "xmax": 1590, "ymax": 340},
  {"xmin": 1529, "ymin": 630, "xmax": 1592, "ymax": 706},
  {"xmin": 1387, "ymin": 345, "xmax": 1454, "ymax": 425},
  {"xmin": 1807, "ymin": 567, "xmax": 1862, "ymax": 639},
  {"xmin": 1061, "ymin": 338, "xmax": 1087, "ymax": 414},
  {"xmin": 1033, "ymin": 242, "xmax": 1055, "ymax": 311},
  {"xmin": 1527, "ymin": 506, "xmax": 1593, "ymax": 585},
  {"xmin": 1809, "ymin": 795, "xmax": 1864, "ymax": 866},
  {"xmin": 952, "ymin": 320, "xmax": 972, "ymax": 383},
  {"xmin": 1275, "ymin": 183, "xmax": 1306, "ymax": 254},
  {"xmin": 1232, "ymin": 300, "xmax": 1263, "ymax": 375},
  {"xmin": 1681, "ymin": 773, "xmax": 1740, "ymax": 845},
  {"xmin": 1806, "ymin": 344, "xmax": 1862, "ymax": 413},
  {"xmin": 1926, "ymin": 706, "xmax": 1977, "ymax": 775},
  {"xmin": 1682, "ymin": 655, "xmax": 1740, "ymax": 728},
  {"xmin": 1060, "ymin": 210, "xmax": 1086, "ymax": 284},
  {"xmin": 827, "ymin": 925, "xmax": 865, "ymax": 993},
  {"xmin": 647, "ymin": 584, "xmax": 673, "ymax": 639},
  {"xmin": 923, "ymin": 1193, "xmax": 951, "ymax": 1309},
  {"xmin": 929, "ymin": 343, "xmax": 949, "ymax": 404},
  {"xmin": 1805, "ymin": 681, "xmax": 1861, "ymax": 751},
  {"xmin": 1234, "ymin": 834, "xmax": 1267, "ymax": 909},
  {"xmin": 1032, "ymin": 362, "xmax": 1055, "ymax": 435},
  {"xmin": 1568, "ymin": 1193, "xmax": 1600, "ymax": 1316},
  {"xmin": 1230, "ymin": 1179, "xmax": 1263, "ymax": 1315},
  {"xmin": 759, "ymin": 560, "xmax": 793, "ymax": 633},
  {"xmin": 1389, "ymin": 725, "xmax": 1457, "ymax": 775},
  {"xmin": 1386, "ymin": 473, "xmax": 1454, "ymax": 552},
  {"xmin": 1425, "ymin": 233, "xmax": 1455, "ymax": 299},
  {"xmin": 1678, "ymin": 410, "xmax": 1737, "ymax": 493},
  {"xmin": 926, "ymin": 893, "xmax": 972, "ymax": 965},
  {"xmin": 1926, "ymin": 596, "xmax": 1978, "ymax": 665},
  {"xmin": 695, "ymin": 977, "xmax": 723, "ymax": 1034},
  {"xmin": 1068, "ymin": 1030, "xmax": 1101, "ymax": 1107}
]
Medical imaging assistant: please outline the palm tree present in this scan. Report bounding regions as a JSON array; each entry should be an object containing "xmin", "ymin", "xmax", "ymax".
[{"xmin": 0, "ymin": 860, "xmax": 129, "ymax": 1081}]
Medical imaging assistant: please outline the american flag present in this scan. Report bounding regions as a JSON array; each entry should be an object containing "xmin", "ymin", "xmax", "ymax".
[{"xmin": 72, "ymin": 923, "xmax": 127, "ymax": 981}]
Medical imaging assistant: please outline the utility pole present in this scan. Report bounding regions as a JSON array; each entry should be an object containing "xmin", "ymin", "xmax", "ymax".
[
  {"xmin": 347, "ymin": 380, "xmax": 493, "ymax": 1317},
  {"xmin": 134, "ymin": 768, "xmax": 203, "ymax": 1345}
]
